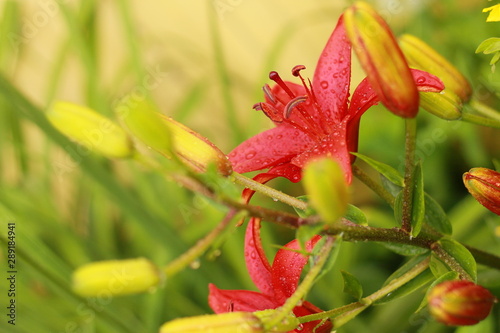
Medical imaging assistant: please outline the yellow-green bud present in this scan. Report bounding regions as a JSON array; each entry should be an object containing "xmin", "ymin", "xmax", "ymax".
[
  {"xmin": 159, "ymin": 312, "xmax": 264, "ymax": 333},
  {"xmin": 117, "ymin": 99, "xmax": 232, "ymax": 175},
  {"xmin": 344, "ymin": 1, "xmax": 419, "ymax": 118},
  {"xmin": 303, "ymin": 157, "xmax": 349, "ymax": 225},
  {"xmin": 399, "ymin": 34, "xmax": 472, "ymax": 103},
  {"xmin": 47, "ymin": 101, "xmax": 134, "ymax": 159},
  {"xmin": 72, "ymin": 258, "xmax": 162, "ymax": 297},
  {"xmin": 419, "ymin": 90, "xmax": 462, "ymax": 120},
  {"xmin": 254, "ymin": 309, "xmax": 299, "ymax": 332}
]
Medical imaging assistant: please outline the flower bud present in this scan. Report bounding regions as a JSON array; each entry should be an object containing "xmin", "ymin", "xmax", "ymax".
[
  {"xmin": 463, "ymin": 167, "xmax": 500, "ymax": 215},
  {"xmin": 254, "ymin": 309, "xmax": 300, "ymax": 332},
  {"xmin": 72, "ymin": 258, "xmax": 163, "ymax": 297},
  {"xmin": 303, "ymin": 157, "xmax": 349, "ymax": 225},
  {"xmin": 428, "ymin": 280, "xmax": 496, "ymax": 326},
  {"xmin": 159, "ymin": 312, "xmax": 264, "ymax": 333},
  {"xmin": 47, "ymin": 101, "xmax": 134, "ymax": 159},
  {"xmin": 399, "ymin": 34, "xmax": 472, "ymax": 103},
  {"xmin": 117, "ymin": 99, "xmax": 232, "ymax": 175},
  {"xmin": 418, "ymin": 90, "xmax": 462, "ymax": 120},
  {"xmin": 344, "ymin": 1, "xmax": 419, "ymax": 118}
]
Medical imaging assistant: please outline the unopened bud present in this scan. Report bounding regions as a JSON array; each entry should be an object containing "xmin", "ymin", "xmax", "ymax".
[
  {"xmin": 159, "ymin": 312, "xmax": 264, "ymax": 333},
  {"xmin": 419, "ymin": 90, "xmax": 462, "ymax": 120},
  {"xmin": 344, "ymin": 1, "xmax": 419, "ymax": 118},
  {"xmin": 72, "ymin": 258, "xmax": 162, "ymax": 297},
  {"xmin": 47, "ymin": 101, "xmax": 134, "ymax": 159},
  {"xmin": 117, "ymin": 99, "xmax": 232, "ymax": 175},
  {"xmin": 399, "ymin": 34, "xmax": 471, "ymax": 103},
  {"xmin": 428, "ymin": 280, "xmax": 497, "ymax": 326},
  {"xmin": 303, "ymin": 157, "xmax": 349, "ymax": 224},
  {"xmin": 463, "ymin": 167, "xmax": 500, "ymax": 215},
  {"xmin": 254, "ymin": 309, "xmax": 299, "ymax": 332}
]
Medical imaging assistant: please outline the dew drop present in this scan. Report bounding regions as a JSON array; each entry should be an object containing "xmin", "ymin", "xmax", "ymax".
[
  {"xmin": 276, "ymin": 134, "xmax": 283, "ymax": 139},
  {"xmin": 245, "ymin": 151, "xmax": 256, "ymax": 159},
  {"xmin": 190, "ymin": 260, "xmax": 201, "ymax": 269},
  {"xmin": 416, "ymin": 76, "xmax": 426, "ymax": 84},
  {"xmin": 267, "ymin": 135, "xmax": 273, "ymax": 140},
  {"xmin": 320, "ymin": 81, "xmax": 329, "ymax": 89}
]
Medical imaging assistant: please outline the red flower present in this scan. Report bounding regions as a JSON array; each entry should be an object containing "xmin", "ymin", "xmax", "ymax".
[
  {"xmin": 208, "ymin": 218, "xmax": 332, "ymax": 333},
  {"xmin": 228, "ymin": 16, "xmax": 444, "ymax": 186}
]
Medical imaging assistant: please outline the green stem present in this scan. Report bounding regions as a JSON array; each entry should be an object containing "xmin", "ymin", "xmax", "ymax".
[
  {"xmin": 401, "ymin": 118, "xmax": 417, "ymax": 232},
  {"xmin": 461, "ymin": 111, "xmax": 500, "ymax": 129},
  {"xmin": 163, "ymin": 210, "xmax": 237, "ymax": 277},
  {"xmin": 352, "ymin": 165, "xmax": 395, "ymax": 208},
  {"xmin": 232, "ymin": 172, "xmax": 308, "ymax": 210},
  {"xmin": 298, "ymin": 257, "xmax": 430, "ymax": 327},
  {"xmin": 468, "ymin": 98, "xmax": 500, "ymax": 122},
  {"xmin": 264, "ymin": 236, "xmax": 336, "ymax": 331},
  {"xmin": 431, "ymin": 244, "xmax": 472, "ymax": 281}
]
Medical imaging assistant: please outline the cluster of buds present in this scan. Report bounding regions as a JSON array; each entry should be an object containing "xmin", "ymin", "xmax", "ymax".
[{"xmin": 427, "ymin": 280, "xmax": 496, "ymax": 326}]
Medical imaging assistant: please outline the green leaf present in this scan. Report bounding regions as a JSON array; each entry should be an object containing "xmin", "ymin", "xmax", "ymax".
[
  {"xmin": 476, "ymin": 37, "xmax": 500, "ymax": 54},
  {"xmin": 381, "ymin": 242, "xmax": 429, "ymax": 256},
  {"xmin": 433, "ymin": 238, "xmax": 477, "ymax": 282},
  {"xmin": 429, "ymin": 253, "xmax": 452, "ymax": 278},
  {"xmin": 375, "ymin": 267, "xmax": 434, "ymax": 304},
  {"xmin": 340, "ymin": 270, "xmax": 363, "ymax": 300},
  {"xmin": 314, "ymin": 236, "xmax": 343, "ymax": 283},
  {"xmin": 410, "ymin": 162, "xmax": 425, "ymax": 237},
  {"xmin": 415, "ymin": 270, "xmax": 459, "ymax": 313},
  {"xmin": 344, "ymin": 204, "xmax": 368, "ymax": 226},
  {"xmin": 351, "ymin": 152, "xmax": 404, "ymax": 186},
  {"xmin": 423, "ymin": 193, "xmax": 452, "ymax": 235}
]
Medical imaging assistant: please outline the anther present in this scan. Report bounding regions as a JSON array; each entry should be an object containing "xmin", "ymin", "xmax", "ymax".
[
  {"xmin": 292, "ymin": 65, "xmax": 306, "ymax": 77},
  {"xmin": 269, "ymin": 71, "xmax": 296, "ymax": 99},
  {"xmin": 262, "ymin": 84, "xmax": 276, "ymax": 104},
  {"xmin": 285, "ymin": 96, "xmax": 308, "ymax": 119}
]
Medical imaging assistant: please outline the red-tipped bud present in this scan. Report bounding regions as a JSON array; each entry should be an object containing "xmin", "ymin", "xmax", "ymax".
[
  {"xmin": 463, "ymin": 167, "xmax": 500, "ymax": 215},
  {"xmin": 428, "ymin": 280, "xmax": 497, "ymax": 326},
  {"xmin": 344, "ymin": 1, "xmax": 419, "ymax": 118}
]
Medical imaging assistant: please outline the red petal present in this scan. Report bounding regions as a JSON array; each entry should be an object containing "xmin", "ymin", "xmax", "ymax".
[
  {"xmin": 271, "ymin": 235, "xmax": 322, "ymax": 303},
  {"xmin": 228, "ymin": 125, "xmax": 315, "ymax": 174},
  {"xmin": 411, "ymin": 68, "xmax": 445, "ymax": 92},
  {"xmin": 244, "ymin": 218, "xmax": 274, "ymax": 295},
  {"xmin": 290, "ymin": 118, "xmax": 352, "ymax": 183},
  {"xmin": 241, "ymin": 163, "xmax": 303, "ymax": 203},
  {"xmin": 208, "ymin": 284, "xmax": 277, "ymax": 313},
  {"xmin": 293, "ymin": 301, "xmax": 333, "ymax": 333},
  {"xmin": 312, "ymin": 15, "xmax": 352, "ymax": 122}
]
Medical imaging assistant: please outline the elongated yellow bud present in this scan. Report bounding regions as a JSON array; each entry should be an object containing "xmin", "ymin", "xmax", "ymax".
[
  {"xmin": 47, "ymin": 101, "xmax": 134, "ymax": 159},
  {"xmin": 344, "ymin": 1, "xmax": 419, "ymax": 117},
  {"xmin": 117, "ymin": 99, "xmax": 232, "ymax": 175},
  {"xmin": 159, "ymin": 312, "xmax": 264, "ymax": 333},
  {"xmin": 72, "ymin": 258, "xmax": 162, "ymax": 297},
  {"xmin": 399, "ymin": 34, "xmax": 471, "ymax": 103}
]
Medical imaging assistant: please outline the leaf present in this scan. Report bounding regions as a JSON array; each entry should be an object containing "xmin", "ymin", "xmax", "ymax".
[
  {"xmin": 351, "ymin": 152, "xmax": 404, "ymax": 186},
  {"xmin": 429, "ymin": 253, "xmax": 452, "ymax": 278},
  {"xmin": 410, "ymin": 162, "xmax": 425, "ymax": 237},
  {"xmin": 433, "ymin": 238, "xmax": 477, "ymax": 282},
  {"xmin": 476, "ymin": 37, "xmax": 500, "ymax": 54},
  {"xmin": 415, "ymin": 270, "xmax": 459, "ymax": 313},
  {"xmin": 381, "ymin": 242, "xmax": 429, "ymax": 256},
  {"xmin": 340, "ymin": 270, "xmax": 363, "ymax": 300},
  {"xmin": 423, "ymin": 193, "xmax": 452, "ymax": 235},
  {"xmin": 314, "ymin": 236, "xmax": 343, "ymax": 283},
  {"xmin": 344, "ymin": 204, "xmax": 368, "ymax": 225},
  {"xmin": 375, "ymin": 269, "xmax": 434, "ymax": 304}
]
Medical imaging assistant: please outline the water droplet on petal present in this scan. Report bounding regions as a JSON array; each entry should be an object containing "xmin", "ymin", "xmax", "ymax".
[
  {"xmin": 320, "ymin": 81, "xmax": 329, "ymax": 89},
  {"xmin": 245, "ymin": 151, "xmax": 256, "ymax": 159},
  {"xmin": 416, "ymin": 76, "xmax": 426, "ymax": 84}
]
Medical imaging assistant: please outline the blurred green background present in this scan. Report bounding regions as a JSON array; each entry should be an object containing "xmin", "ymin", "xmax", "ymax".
[{"xmin": 0, "ymin": 0, "xmax": 499, "ymax": 332}]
